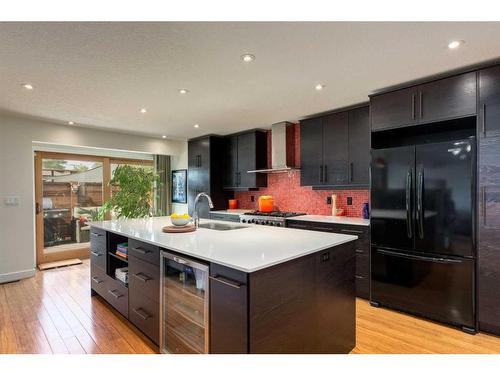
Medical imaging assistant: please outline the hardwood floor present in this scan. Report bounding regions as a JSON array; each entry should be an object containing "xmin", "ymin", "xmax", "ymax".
[{"xmin": 1, "ymin": 260, "xmax": 499, "ymax": 354}]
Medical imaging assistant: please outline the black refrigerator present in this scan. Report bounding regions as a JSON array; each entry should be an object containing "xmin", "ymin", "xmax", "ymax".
[{"xmin": 370, "ymin": 138, "xmax": 476, "ymax": 332}]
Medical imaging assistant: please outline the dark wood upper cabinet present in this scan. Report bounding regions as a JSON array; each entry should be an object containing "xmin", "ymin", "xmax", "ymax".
[
  {"xmin": 300, "ymin": 117, "xmax": 324, "ymax": 186},
  {"xmin": 300, "ymin": 106, "xmax": 370, "ymax": 188},
  {"xmin": 188, "ymin": 136, "xmax": 229, "ymax": 217},
  {"xmin": 348, "ymin": 106, "xmax": 370, "ymax": 185},
  {"xmin": 223, "ymin": 130, "xmax": 267, "ymax": 190},
  {"xmin": 370, "ymin": 87, "xmax": 417, "ymax": 131},
  {"xmin": 371, "ymin": 72, "xmax": 477, "ymax": 131},
  {"xmin": 479, "ymin": 65, "xmax": 500, "ymax": 138},
  {"xmin": 323, "ymin": 112, "xmax": 349, "ymax": 185},
  {"xmin": 418, "ymin": 72, "xmax": 477, "ymax": 123},
  {"xmin": 478, "ymin": 135, "xmax": 500, "ymax": 336}
]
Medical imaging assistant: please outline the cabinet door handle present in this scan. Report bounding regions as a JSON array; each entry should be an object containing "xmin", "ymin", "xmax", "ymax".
[
  {"xmin": 349, "ymin": 162, "xmax": 354, "ymax": 183},
  {"xmin": 91, "ymin": 276, "xmax": 103, "ymax": 284},
  {"xmin": 209, "ymin": 275, "xmax": 242, "ymax": 289},
  {"xmin": 419, "ymin": 91, "xmax": 423, "ymax": 118},
  {"xmin": 355, "ymin": 275, "xmax": 364, "ymax": 280},
  {"xmin": 133, "ymin": 272, "xmax": 151, "ymax": 282},
  {"xmin": 108, "ymin": 289, "xmax": 123, "ymax": 299},
  {"xmin": 131, "ymin": 247, "xmax": 151, "ymax": 255},
  {"xmin": 323, "ymin": 165, "xmax": 328, "ymax": 183},
  {"xmin": 411, "ymin": 93, "xmax": 416, "ymax": 120},
  {"xmin": 340, "ymin": 228, "xmax": 364, "ymax": 234},
  {"xmin": 482, "ymin": 103, "xmax": 486, "ymax": 135},
  {"xmin": 355, "ymin": 249, "xmax": 364, "ymax": 254},
  {"xmin": 91, "ymin": 251, "xmax": 103, "ymax": 257},
  {"xmin": 482, "ymin": 186, "xmax": 487, "ymax": 224},
  {"xmin": 133, "ymin": 308, "xmax": 150, "ymax": 320},
  {"xmin": 319, "ymin": 165, "xmax": 323, "ymax": 183}
]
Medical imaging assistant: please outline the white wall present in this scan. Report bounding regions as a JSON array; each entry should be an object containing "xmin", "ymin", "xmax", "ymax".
[
  {"xmin": 0, "ymin": 113, "xmax": 187, "ymax": 283},
  {"xmin": 170, "ymin": 141, "xmax": 188, "ymax": 215}
]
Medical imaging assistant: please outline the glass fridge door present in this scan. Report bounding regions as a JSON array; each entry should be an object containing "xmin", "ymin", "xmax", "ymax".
[{"xmin": 160, "ymin": 251, "xmax": 209, "ymax": 354}]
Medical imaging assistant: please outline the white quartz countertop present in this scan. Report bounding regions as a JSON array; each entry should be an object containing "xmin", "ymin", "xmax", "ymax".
[
  {"xmin": 210, "ymin": 209, "xmax": 253, "ymax": 215},
  {"xmin": 287, "ymin": 215, "xmax": 370, "ymax": 226},
  {"xmin": 90, "ymin": 217, "xmax": 357, "ymax": 273}
]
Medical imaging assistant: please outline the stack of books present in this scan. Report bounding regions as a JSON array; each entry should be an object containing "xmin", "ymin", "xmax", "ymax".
[
  {"xmin": 116, "ymin": 242, "xmax": 128, "ymax": 259},
  {"xmin": 115, "ymin": 267, "xmax": 128, "ymax": 285}
]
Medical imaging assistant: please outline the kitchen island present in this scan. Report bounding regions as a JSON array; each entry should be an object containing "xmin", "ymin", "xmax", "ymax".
[{"xmin": 89, "ymin": 217, "xmax": 357, "ymax": 354}]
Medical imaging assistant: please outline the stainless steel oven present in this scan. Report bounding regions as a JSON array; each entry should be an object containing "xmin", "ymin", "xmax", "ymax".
[{"xmin": 160, "ymin": 251, "xmax": 209, "ymax": 353}]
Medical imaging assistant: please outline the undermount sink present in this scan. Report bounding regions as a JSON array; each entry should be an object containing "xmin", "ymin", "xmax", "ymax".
[{"xmin": 198, "ymin": 222, "xmax": 247, "ymax": 231}]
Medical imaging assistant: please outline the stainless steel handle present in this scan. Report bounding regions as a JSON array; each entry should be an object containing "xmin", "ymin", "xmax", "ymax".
[
  {"xmin": 482, "ymin": 103, "xmax": 486, "ymax": 135},
  {"xmin": 355, "ymin": 275, "xmax": 364, "ymax": 279},
  {"xmin": 405, "ymin": 169, "xmax": 413, "ymax": 239},
  {"xmin": 133, "ymin": 308, "xmax": 150, "ymax": 320},
  {"xmin": 133, "ymin": 272, "xmax": 151, "ymax": 282},
  {"xmin": 91, "ymin": 232, "xmax": 103, "ymax": 237},
  {"xmin": 355, "ymin": 249, "xmax": 364, "ymax": 254},
  {"xmin": 108, "ymin": 289, "xmax": 123, "ymax": 299},
  {"xmin": 482, "ymin": 186, "xmax": 487, "ymax": 224},
  {"xmin": 131, "ymin": 247, "xmax": 151, "ymax": 255},
  {"xmin": 91, "ymin": 251, "xmax": 103, "ymax": 257},
  {"xmin": 411, "ymin": 93, "xmax": 416, "ymax": 120},
  {"xmin": 340, "ymin": 228, "xmax": 364, "ymax": 234},
  {"xmin": 173, "ymin": 256, "xmax": 188, "ymax": 265},
  {"xmin": 419, "ymin": 91, "xmax": 423, "ymax": 118},
  {"xmin": 209, "ymin": 275, "xmax": 242, "ymax": 289},
  {"xmin": 91, "ymin": 276, "xmax": 103, "ymax": 284}
]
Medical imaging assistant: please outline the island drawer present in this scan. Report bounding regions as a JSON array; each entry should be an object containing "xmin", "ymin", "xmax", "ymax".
[
  {"xmin": 90, "ymin": 227, "xmax": 106, "ymax": 245},
  {"xmin": 103, "ymin": 278, "xmax": 129, "ymax": 318},
  {"xmin": 90, "ymin": 243, "xmax": 106, "ymax": 270},
  {"xmin": 129, "ymin": 288, "xmax": 159, "ymax": 344},
  {"xmin": 129, "ymin": 256, "xmax": 160, "ymax": 303},
  {"xmin": 90, "ymin": 264, "xmax": 107, "ymax": 295},
  {"xmin": 128, "ymin": 239, "xmax": 160, "ymax": 265}
]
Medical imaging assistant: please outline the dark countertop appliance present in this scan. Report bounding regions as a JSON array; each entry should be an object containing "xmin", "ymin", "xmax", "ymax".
[{"xmin": 370, "ymin": 137, "xmax": 476, "ymax": 333}]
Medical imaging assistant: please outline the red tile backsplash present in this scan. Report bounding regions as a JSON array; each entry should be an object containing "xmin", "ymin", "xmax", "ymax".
[{"xmin": 234, "ymin": 124, "xmax": 370, "ymax": 217}]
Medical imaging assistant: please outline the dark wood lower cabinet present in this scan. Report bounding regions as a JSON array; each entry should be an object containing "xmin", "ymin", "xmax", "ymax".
[
  {"xmin": 210, "ymin": 242, "xmax": 356, "ymax": 354},
  {"xmin": 286, "ymin": 220, "xmax": 370, "ymax": 299}
]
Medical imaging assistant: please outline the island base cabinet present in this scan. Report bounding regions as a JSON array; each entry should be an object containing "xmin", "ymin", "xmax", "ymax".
[
  {"xmin": 209, "ymin": 264, "xmax": 248, "ymax": 354},
  {"xmin": 209, "ymin": 242, "xmax": 356, "ymax": 354},
  {"xmin": 129, "ymin": 287, "xmax": 160, "ymax": 344}
]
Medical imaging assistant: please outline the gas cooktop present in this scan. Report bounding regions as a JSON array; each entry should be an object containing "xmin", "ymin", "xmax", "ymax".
[{"xmin": 241, "ymin": 211, "xmax": 306, "ymax": 218}]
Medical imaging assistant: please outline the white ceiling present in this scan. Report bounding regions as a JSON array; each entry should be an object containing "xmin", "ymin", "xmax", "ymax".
[{"xmin": 1, "ymin": 22, "xmax": 500, "ymax": 140}]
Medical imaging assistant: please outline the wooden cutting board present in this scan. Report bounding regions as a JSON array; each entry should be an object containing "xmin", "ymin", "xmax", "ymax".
[{"xmin": 162, "ymin": 224, "xmax": 196, "ymax": 233}]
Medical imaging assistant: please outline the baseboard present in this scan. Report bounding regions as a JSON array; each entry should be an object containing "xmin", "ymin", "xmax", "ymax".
[{"xmin": 0, "ymin": 268, "xmax": 35, "ymax": 284}]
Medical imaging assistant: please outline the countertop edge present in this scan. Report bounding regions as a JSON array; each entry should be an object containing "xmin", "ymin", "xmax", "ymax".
[{"xmin": 89, "ymin": 222, "xmax": 357, "ymax": 273}]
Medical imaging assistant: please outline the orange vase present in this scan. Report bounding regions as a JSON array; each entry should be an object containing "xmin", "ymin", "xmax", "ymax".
[
  {"xmin": 258, "ymin": 195, "xmax": 274, "ymax": 212},
  {"xmin": 228, "ymin": 199, "xmax": 238, "ymax": 209}
]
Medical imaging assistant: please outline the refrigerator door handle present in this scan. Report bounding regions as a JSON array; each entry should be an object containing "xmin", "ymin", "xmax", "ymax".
[
  {"xmin": 405, "ymin": 169, "xmax": 413, "ymax": 238},
  {"xmin": 377, "ymin": 249, "xmax": 463, "ymax": 264},
  {"xmin": 417, "ymin": 167, "xmax": 424, "ymax": 239}
]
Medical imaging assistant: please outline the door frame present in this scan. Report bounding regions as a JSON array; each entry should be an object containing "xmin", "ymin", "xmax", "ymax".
[{"xmin": 34, "ymin": 151, "xmax": 153, "ymax": 265}]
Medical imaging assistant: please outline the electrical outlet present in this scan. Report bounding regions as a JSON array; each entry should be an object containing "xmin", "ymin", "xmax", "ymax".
[
  {"xmin": 326, "ymin": 196, "xmax": 332, "ymax": 204},
  {"xmin": 347, "ymin": 197, "xmax": 353, "ymax": 205},
  {"xmin": 250, "ymin": 196, "xmax": 255, "ymax": 202}
]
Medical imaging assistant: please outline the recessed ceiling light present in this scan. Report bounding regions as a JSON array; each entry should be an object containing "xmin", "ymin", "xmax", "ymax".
[
  {"xmin": 68, "ymin": 121, "xmax": 75, "ymax": 125},
  {"xmin": 140, "ymin": 108, "xmax": 147, "ymax": 114},
  {"xmin": 162, "ymin": 135, "xmax": 167, "ymax": 139},
  {"xmin": 315, "ymin": 84, "xmax": 325, "ymax": 91},
  {"xmin": 194, "ymin": 124, "xmax": 200, "ymax": 128},
  {"xmin": 21, "ymin": 83, "xmax": 34, "ymax": 90},
  {"xmin": 241, "ymin": 54, "xmax": 255, "ymax": 63},
  {"xmin": 179, "ymin": 88, "xmax": 189, "ymax": 95},
  {"xmin": 448, "ymin": 40, "xmax": 464, "ymax": 49}
]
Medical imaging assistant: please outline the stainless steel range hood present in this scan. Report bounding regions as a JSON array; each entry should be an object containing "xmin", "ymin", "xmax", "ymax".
[{"xmin": 247, "ymin": 121, "xmax": 299, "ymax": 173}]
